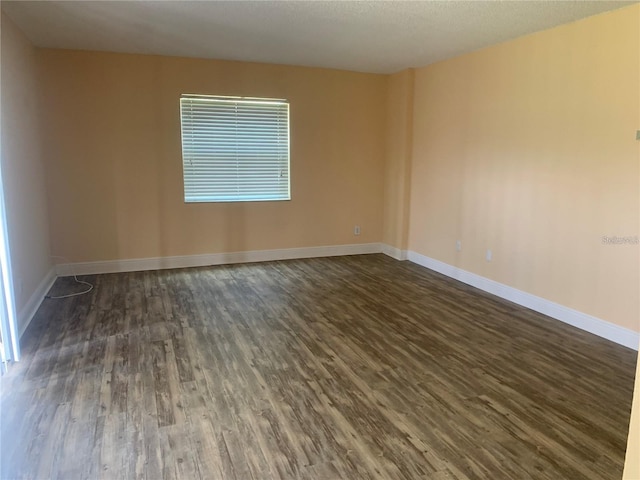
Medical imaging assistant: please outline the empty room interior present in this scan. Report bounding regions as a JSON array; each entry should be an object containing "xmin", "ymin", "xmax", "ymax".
[{"xmin": 1, "ymin": 1, "xmax": 639, "ymax": 479}]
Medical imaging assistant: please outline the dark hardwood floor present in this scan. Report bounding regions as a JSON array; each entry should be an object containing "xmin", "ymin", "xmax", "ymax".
[{"xmin": 0, "ymin": 254, "xmax": 636, "ymax": 479}]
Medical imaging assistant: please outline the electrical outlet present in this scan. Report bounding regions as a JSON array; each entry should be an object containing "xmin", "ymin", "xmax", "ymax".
[
  {"xmin": 456, "ymin": 240, "xmax": 462, "ymax": 252},
  {"xmin": 486, "ymin": 249, "xmax": 492, "ymax": 261},
  {"xmin": 354, "ymin": 225, "xmax": 361, "ymax": 236}
]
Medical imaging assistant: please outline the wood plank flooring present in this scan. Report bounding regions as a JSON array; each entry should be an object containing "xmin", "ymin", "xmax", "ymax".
[{"xmin": 0, "ymin": 254, "xmax": 637, "ymax": 479}]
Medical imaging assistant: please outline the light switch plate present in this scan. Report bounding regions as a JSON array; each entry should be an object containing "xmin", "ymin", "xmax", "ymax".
[{"xmin": 636, "ymin": 130, "xmax": 640, "ymax": 140}]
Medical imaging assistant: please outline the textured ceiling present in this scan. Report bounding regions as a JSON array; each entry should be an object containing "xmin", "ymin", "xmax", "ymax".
[{"xmin": 2, "ymin": 1, "xmax": 635, "ymax": 74}]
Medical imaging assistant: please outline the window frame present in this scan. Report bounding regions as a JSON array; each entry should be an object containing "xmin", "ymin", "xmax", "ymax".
[{"xmin": 179, "ymin": 94, "xmax": 291, "ymax": 204}]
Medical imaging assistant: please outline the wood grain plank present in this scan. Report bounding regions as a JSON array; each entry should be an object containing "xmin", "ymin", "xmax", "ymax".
[{"xmin": 1, "ymin": 254, "xmax": 636, "ymax": 480}]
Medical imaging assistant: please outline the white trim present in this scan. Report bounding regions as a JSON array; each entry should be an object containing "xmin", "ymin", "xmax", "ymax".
[
  {"xmin": 381, "ymin": 244, "xmax": 408, "ymax": 261},
  {"xmin": 55, "ymin": 243, "xmax": 383, "ymax": 276},
  {"xmin": 407, "ymin": 251, "xmax": 639, "ymax": 351},
  {"xmin": 44, "ymin": 244, "xmax": 639, "ymax": 351},
  {"xmin": 17, "ymin": 267, "xmax": 56, "ymax": 337},
  {"xmin": 0, "ymin": 168, "xmax": 21, "ymax": 360}
]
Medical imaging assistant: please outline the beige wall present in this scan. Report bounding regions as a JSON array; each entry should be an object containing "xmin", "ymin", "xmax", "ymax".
[
  {"xmin": 0, "ymin": 12, "xmax": 51, "ymax": 330},
  {"xmin": 3, "ymin": 5, "xmax": 640, "ymax": 473},
  {"xmin": 408, "ymin": 5, "xmax": 640, "ymax": 332},
  {"xmin": 623, "ymin": 346, "xmax": 640, "ymax": 479},
  {"xmin": 383, "ymin": 69, "xmax": 414, "ymax": 251},
  {"xmin": 5, "ymin": 5, "xmax": 639, "ymax": 335},
  {"xmin": 35, "ymin": 9, "xmax": 640, "ymax": 334},
  {"xmin": 38, "ymin": 50, "xmax": 386, "ymax": 263}
]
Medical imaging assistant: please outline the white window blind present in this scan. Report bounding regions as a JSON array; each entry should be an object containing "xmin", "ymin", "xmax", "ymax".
[{"xmin": 180, "ymin": 95, "xmax": 290, "ymax": 203}]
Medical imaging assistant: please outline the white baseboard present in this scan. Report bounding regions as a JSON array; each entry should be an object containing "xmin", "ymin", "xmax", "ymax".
[
  {"xmin": 17, "ymin": 267, "xmax": 56, "ymax": 337},
  {"xmin": 381, "ymin": 244, "xmax": 408, "ymax": 261},
  {"xmin": 37, "ymin": 245, "xmax": 640, "ymax": 351},
  {"xmin": 55, "ymin": 242, "xmax": 384, "ymax": 276},
  {"xmin": 407, "ymin": 251, "xmax": 639, "ymax": 351}
]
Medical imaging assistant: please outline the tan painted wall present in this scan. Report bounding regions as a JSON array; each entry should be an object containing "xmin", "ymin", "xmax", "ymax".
[
  {"xmin": 383, "ymin": 69, "xmax": 414, "ymax": 250},
  {"xmin": 38, "ymin": 50, "xmax": 386, "ymax": 263},
  {"xmin": 3, "ymin": 5, "xmax": 640, "ymax": 471},
  {"xmin": 623, "ymin": 347, "xmax": 640, "ymax": 479},
  {"xmin": 0, "ymin": 12, "xmax": 51, "ymax": 328},
  {"xmin": 408, "ymin": 5, "xmax": 640, "ymax": 332}
]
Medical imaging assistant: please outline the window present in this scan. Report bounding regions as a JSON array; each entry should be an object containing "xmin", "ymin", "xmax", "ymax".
[{"xmin": 179, "ymin": 95, "xmax": 290, "ymax": 203}]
